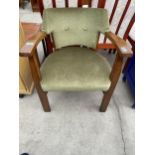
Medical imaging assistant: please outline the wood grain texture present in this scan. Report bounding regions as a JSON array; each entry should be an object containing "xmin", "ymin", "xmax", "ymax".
[
  {"xmin": 105, "ymin": 31, "xmax": 133, "ymax": 57},
  {"xmin": 97, "ymin": 43, "xmax": 116, "ymax": 49},
  {"xmin": 45, "ymin": 35, "xmax": 54, "ymax": 54},
  {"xmin": 52, "ymin": 0, "xmax": 56, "ymax": 8},
  {"xmin": 29, "ymin": 54, "xmax": 51, "ymax": 112},
  {"xmin": 30, "ymin": 0, "xmax": 39, "ymax": 12},
  {"xmin": 77, "ymin": 0, "xmax": 91, "ymax": 7},
  {"xmin": 20, "ymin": 31, "xmax": 46, "ymax": 57},
  {"xmin": 123, "ymin": 35, "xmax": 135, "ymax": 73},
  {"xmin": 34, "ymin": 49, "xmax": 41, "ymax": 67},
  {"xmin": 21, "ymin": 23, "xmax": 41, "ymax": 40},
  {"xmin": 100, "ymin": 53, "xmax": 124, "ymax": 112},
  {"xmin": 19, "ymin": 22, "xmax": 26, "ymax": 49},
  {"xmin": 97, "ymin": 0, "xmax": 106, "ymax": 8},
  {"xmin": 19, "ymin": 57, "xmax": 33, "ymax": 93},
  {"xmin": 38, "ymin": 0, "xmax": 44, "ymax": 16},
  {"xmin": 78, "ymin": 0, "xmax": 82, "ymax": 7},
  {"xmin": 19, "ymin": 22, "xmax": 34, "ymax": 95},
  {"xmin": 20, "ymin": 22, "xmax": 51, "ymax": 111},
  {"xmin": 65, "ymin": 0, "xmax": 69, "ymax": 7}
]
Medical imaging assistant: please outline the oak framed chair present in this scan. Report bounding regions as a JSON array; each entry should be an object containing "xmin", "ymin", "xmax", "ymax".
[{"xmin": 20, "ymin": 1, "xmax": 134, "ymax": 112}]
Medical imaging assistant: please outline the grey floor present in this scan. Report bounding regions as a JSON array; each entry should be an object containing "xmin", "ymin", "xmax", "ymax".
[{"xmin": 19, "ymin": 2, "xmax": 135, "ymax": 155}]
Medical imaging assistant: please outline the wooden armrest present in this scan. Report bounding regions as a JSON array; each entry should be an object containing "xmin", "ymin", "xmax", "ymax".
[
  {"xmin": 20, "ymin": 31, "xmax": 46, "ymax": 57},
  {"xmin": 105, "ymin": 31, "xmax": 133, "ymax": 57}
]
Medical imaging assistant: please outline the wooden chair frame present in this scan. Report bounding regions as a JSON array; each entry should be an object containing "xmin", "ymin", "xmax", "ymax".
[
  {"xmin": 20, "ymin": 30, "xmax": 133, "ymax": 112},
  {"xmin": 20, "ymin": 0, "xmax": 135, "ymax": 112}
]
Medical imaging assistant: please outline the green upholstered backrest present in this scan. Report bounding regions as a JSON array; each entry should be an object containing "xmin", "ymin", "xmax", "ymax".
[{"xmin": 42, "ymin": 8, "xmax": 110, "ymax": 49}]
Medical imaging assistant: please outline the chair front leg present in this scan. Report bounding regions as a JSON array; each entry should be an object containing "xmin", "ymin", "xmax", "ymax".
[
  {"xmin": 100, "ymin": 53, "xmax": 124, "ymax": 112},
  {"xmin": 29, "ymin": 51, "xmax": 51, "ymax": 112},
  {"xmin": 35, "ymin": 83, "xmax": 51, "ymax": 112}
]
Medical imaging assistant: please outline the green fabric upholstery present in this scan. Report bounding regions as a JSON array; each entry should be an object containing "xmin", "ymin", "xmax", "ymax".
[
  {"xmin": 42, "ymin": 8, "xmax": 110, "ymax": 49},
  {"xmin": 40, "ymin": 47, "xmax": 111, "ymax": 91}
]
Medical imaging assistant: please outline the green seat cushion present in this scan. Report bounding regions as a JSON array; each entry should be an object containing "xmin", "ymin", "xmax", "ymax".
[
  {"xmin": 40, "ymin": 47, "xmax": 111, "ymax": 91},
  {"xmin": 42, "ymin": 8, "xmax": 110, "ymax": 49}
]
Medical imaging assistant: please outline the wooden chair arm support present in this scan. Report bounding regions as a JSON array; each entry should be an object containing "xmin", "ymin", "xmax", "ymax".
[
  {"xmin": 19, "ymin": 31, "xmax": 46, "ymax": 82},
  {"xmin": 105, "ymin": 31, "xmax": 133, "ymax": 57},
  {"xmin": 20, "ymin": 31, "xmax": 47, "ymax": 57}
]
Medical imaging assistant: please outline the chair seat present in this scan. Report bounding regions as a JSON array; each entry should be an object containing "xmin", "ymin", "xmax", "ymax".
[{"xmin": 40, "ymin": 47, "xmax": 111, "ymax": 91}]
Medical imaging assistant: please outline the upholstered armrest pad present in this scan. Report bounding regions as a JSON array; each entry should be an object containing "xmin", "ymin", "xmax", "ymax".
[
  {"xmin": 105, "ymin": 32, "xmax": 133, "ymax": 57},
  {"xmin": 20, "ymin": 31, "xmax": 46, "ymax": 57}
]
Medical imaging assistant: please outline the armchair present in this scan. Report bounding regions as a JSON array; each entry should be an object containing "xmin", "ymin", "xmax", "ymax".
[{"xmin": 20, "ymin": 8, "xmax": 132, "ymax": 112}]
